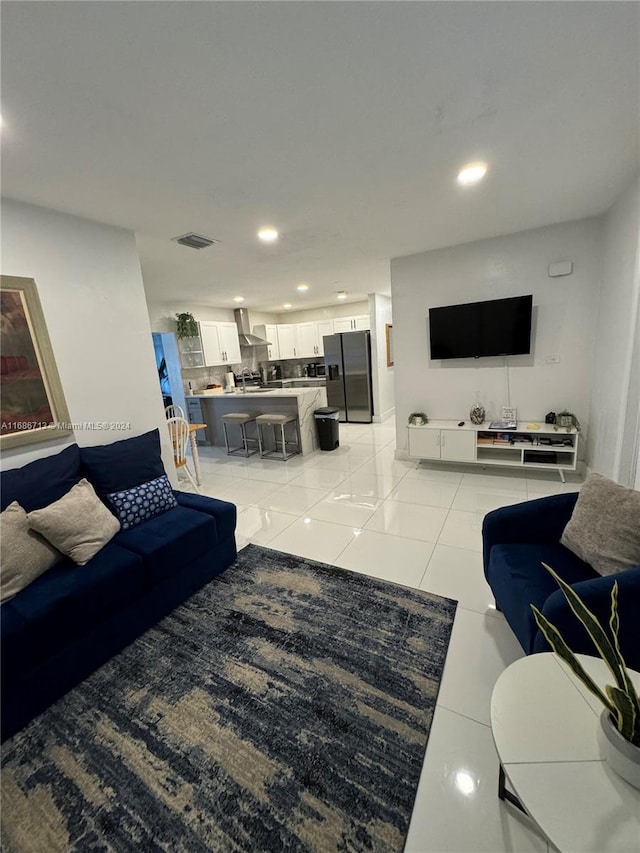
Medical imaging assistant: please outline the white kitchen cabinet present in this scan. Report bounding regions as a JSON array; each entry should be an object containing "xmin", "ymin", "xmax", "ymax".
[
  {"xmin": 268, "ymin": 317, "xmax": 370, "ymax": 360},
  {"xmin": 252, "ymin": 324, "xmax": 280, "ymax": 360},
  {"xmin": 199, "ymin": 321, "xmax": 222, "ymax": 366},
  {"xmin": 332, "ymin": 315, "xmax": 370, "ymax": 333},
  {"xmin": 277, "ymin": 324, "xmax": 298, "ymax": 359},
  {"xmin": 315, "ymin": 320, "xmax": 333, "ymax": 356},
  {"xmin": 296, "ymin": 323, "xmax": 317, "ymax": 358},
  {"xmin": 177, "ymin": 333, "xmax": 205, "ymax": 368},
  {"xmin": 218, "ymin": 322, "xmax": 241, "ymax": 364},
  {"xmin": 353, "ymin": 314, "xmax": 370, "ymax": 331},
  {"xmin": 200, "ymin": 320, "xmax": 241, "ymax": 366},
  {"xmin": 332, "ymin": 317, "xmax": 354, "ymax": 334}
]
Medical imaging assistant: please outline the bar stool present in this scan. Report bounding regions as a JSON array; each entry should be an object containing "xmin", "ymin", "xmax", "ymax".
[
  {"xmin": 221, "ymin": 411, "xmax": 261, "ymax": 457},
  {"xmin": 256, "ymin": 413, "xmax": 301, "ymax": 461}
]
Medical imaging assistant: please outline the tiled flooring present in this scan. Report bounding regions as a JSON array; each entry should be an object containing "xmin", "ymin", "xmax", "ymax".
[{"xmin": 186, "ymin": 419, "xmax": 582, "ymax": 853}]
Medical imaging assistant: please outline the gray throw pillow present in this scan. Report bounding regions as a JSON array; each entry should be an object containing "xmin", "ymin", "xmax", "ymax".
[
  {"xmin": 28, "ymin": 479, "xmax": 121, "ymax": 566},
  {"xmin": 0, "ymin": 502, "xmax": 62, "ymax": 603},
  {"xmin": 560, "ymin": 473, "xmax": 640, "ymax": 576}
]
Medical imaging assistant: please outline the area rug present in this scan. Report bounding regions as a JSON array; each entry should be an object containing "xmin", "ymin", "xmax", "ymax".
[{"xmin": 1, "ymin": 544, "xmax": 457, "ymax": 853}]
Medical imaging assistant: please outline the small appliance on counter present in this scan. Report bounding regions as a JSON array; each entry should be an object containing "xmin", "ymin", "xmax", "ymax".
[
  {"xmin": 233, "ymin": 370, "xmax": 262, "ymax": 388},
  {"xmin": 307, "ymin": 363, "xmax": 317, "ymax": 377}
]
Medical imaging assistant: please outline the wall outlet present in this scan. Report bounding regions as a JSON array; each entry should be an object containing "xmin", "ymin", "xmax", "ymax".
[{"xmin": 546, "ymin": 355, "xmax": 560, "ymax": 364}]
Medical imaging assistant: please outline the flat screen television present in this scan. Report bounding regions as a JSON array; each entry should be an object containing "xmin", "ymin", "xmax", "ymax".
[{"xmin": 428, "ymin": 294, "xmax": 533, "ymax": 359}]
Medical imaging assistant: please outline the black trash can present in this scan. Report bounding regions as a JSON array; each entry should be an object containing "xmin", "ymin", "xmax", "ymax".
[{"xmin": 314, "ymin": 407, "xmax": 340, "ymax": 451}]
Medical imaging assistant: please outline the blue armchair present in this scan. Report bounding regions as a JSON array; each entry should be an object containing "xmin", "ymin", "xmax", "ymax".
[{"xmin": 482, "ymin": 493, "xmax": 640, "ymax": 671}]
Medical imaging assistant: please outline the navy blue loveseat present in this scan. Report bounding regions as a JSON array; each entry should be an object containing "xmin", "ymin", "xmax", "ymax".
[
  {"xmin": 483, "ymin": 493, "xmax": 640, "ymax": 671},
  {"xmin": 1, "ymin": 429, "xmax": 237, "ymax": 741}
]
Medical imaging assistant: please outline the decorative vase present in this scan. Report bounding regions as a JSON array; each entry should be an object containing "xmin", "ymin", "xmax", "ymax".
[
  {"xmin": 597, "ymin": 711, "xmax": 640, "ymax": 790},
  {"xmin": 469, "ymin": 402, "xmax": 485, "ymax": 425}
]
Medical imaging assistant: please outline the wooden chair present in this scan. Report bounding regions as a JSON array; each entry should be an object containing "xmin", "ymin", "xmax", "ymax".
[
  {"xmin": 165, "ymin": 404, "xmax": 185, "ymax": 420},
  {"xmin": 167, "ymin": 416, "xmax": 200, "ymax": 493}
]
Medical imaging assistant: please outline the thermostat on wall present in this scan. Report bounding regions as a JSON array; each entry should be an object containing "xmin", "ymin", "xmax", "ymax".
[{"xmin": 548, "ymin": 260, "xmax": 573, "ymax": 278}]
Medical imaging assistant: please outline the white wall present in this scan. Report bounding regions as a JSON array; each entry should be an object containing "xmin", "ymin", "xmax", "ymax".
[
  {"xmin": 1, "ymin": 200, "xmax": 175, "ymax": 483},
  {"xmin": 147, "ymin": 300, "xmax": 235, "ymax": 333},
  {"xmin": 146, "ymin": 300, "xmax": 370, "ymax": 333},
  {"xmin": 369, "ymin": 293, "xmax": 394, "ymax": 422},
  {"xmin": 273, "ymin": 300, "xmax": 370, "ymax": 325},
  {"xmin": 588, "ymin": 175, "xmax": 640, "ymax": 482},
  {"xmin": 390, "ymin": 218, "xmax": 603, "ymax": 452}
]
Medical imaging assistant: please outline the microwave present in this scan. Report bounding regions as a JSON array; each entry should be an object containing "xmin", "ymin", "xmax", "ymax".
[{"xmin": 315, "ymin": 364, "xmax": 326, "ymax": 377}]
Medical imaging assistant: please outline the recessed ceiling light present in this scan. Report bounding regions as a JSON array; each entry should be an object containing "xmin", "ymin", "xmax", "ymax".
[
  {"xmin": 336, "ymin": 291, "xmax": 348, "ymax": 300},
  {"xmin": 258, "ymin": 227, "xmax": 279, "ymax": 243},
  {"xmin": 283, "ymin": 303, "xmax": 292, "ymax": 309},
  {"xmin": 296, "ymin": 283, "xmax": 309, "ymax": 292},
  {"xmin": 233, "ymin": 296, "xmax": 245, "ymax": 303},
  {"xmin": 457, "ymin": 162, "xmax": 488, "ymax": 186}
]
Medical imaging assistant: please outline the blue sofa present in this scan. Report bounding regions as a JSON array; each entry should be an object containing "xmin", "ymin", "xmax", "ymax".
[
  {"xmin": 482, "ymin": 493, "xmax": 640, "ymax": 671},
  {"xmin": 1, "ymin": 429, "xmax": 237, "ymax": 741}
]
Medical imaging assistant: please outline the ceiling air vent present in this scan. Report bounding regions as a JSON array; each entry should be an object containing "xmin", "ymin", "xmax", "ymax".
[{"xmin": 173, "ymin": 233, "xmax": 218, "ymax": 250}]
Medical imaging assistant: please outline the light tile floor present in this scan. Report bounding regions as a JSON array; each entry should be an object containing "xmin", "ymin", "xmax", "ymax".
[{"xmin": 185, "ymin": 419, "xmax": 582, "ymax": 853}]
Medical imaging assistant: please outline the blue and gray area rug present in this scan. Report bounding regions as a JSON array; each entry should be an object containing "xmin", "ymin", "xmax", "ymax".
[{"xmin": 1, "ymin": 543, "xmax": 457, "ymax": 852}]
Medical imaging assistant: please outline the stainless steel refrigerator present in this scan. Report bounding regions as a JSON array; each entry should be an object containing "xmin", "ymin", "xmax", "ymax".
[{"xmin": 323, "ymin": 331, "xmax": 373, "ymax": 423}]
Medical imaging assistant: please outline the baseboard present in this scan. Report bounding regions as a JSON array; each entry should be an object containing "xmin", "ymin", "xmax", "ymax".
[{"xmin": 373, "ymin": 407, "xmax": 395, "ymax": 424}]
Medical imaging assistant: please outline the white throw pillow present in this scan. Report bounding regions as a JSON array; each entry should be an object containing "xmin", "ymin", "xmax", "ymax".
[
  {"xmin": 27, "ymin": 479, "xmax": 120, "ymax": 566},
  {"xmin": 0, "ymin": 501, "xmax": 62, "ymax": 603}
]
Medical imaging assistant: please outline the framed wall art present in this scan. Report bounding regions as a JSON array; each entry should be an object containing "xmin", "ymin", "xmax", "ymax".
[{"xmin": 1, "ymin": 275, "xmax": 72, "ymax": 449}]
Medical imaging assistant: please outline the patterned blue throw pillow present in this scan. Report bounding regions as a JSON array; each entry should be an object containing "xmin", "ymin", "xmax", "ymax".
[{"xmin": 107, "ymin": 475, "xmax": 177, "ymax": 531}]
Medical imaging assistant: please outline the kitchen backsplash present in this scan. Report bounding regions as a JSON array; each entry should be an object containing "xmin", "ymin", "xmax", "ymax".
[
  {"xmin": 181, "ymin": 354, "xmax": 323, "ymax": 391},
  {"xmin": 181, "ymin": 350, "xmax": 260, "ymax": 392},
  {"xmin": 263, "ymin": 358, "xmax": 323, "ymax": 379}
]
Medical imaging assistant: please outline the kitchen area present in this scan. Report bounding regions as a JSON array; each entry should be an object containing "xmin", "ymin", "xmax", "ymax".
[{"xmin": 150, "ymin": 296, "xmax": 394, "ymax": 456}]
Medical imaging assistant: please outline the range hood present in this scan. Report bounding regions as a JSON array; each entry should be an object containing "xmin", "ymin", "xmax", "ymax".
[{"xmin": 234, "ymin": 308, "xmax": 270, "ymax": 347}]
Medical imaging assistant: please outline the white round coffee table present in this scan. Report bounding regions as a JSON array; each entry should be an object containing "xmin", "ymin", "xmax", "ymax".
[{"xmin": 491, "ymin": 653, "xmax": 640, "ymax": 853}]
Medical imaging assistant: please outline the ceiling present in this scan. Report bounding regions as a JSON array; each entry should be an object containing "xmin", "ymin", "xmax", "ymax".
[{"xmin": 2, "ymin": 2, "xmax": 638, "ymax": 313}]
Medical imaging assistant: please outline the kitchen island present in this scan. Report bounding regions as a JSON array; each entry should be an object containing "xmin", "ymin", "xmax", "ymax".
[{"xmin": 192, "ymin": 386, "xmax": 328, "ymax": 455}]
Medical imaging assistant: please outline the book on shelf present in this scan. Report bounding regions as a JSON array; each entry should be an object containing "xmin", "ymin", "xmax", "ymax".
[{"xmin": 489, "ymin": 419, "xmax": 517, "ymax": 430}]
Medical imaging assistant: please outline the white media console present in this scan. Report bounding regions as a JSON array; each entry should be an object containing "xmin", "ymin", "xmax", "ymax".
[{"xmin": 407, "ymin": 420, "xmax": 579, "ymax": 482}]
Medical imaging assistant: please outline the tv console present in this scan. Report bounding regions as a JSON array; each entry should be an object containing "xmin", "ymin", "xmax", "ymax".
[{"xmin": 407, "ymin": 420, "xmax": 578, "ymax": 482}]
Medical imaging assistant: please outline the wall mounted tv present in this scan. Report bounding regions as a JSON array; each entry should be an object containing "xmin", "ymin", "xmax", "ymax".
[{"xmin": 428, "ymin": 294, "xmax": 533, "ymax": 360}]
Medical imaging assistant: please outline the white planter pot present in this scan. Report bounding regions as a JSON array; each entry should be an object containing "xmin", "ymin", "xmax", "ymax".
[{"xmin": 598, "ymin": 711, "xmax": 640, "ymax": 790}]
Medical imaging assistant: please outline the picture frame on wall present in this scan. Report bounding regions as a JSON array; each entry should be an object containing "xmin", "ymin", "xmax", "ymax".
[{"xmin": 1, "ymin": 275, "xmax": 72, "ymax": 449}]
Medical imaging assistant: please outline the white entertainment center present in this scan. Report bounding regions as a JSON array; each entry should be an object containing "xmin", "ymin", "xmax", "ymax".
[{"xmin": 407, "ymin": 420, "xmax": 579, "ymax": 482}]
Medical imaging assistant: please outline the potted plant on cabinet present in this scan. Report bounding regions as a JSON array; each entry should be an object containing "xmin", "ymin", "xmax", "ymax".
[
  {"xmin": 555, "ymin": 410, "xmax": 581, "ymax": 431},
  {"xmin": 175, "ymin": 312, "xmax": 199, "ymax": 339},
  {"xmin": 532, "ymin": 563, "xmax": 640, "ymax": 789},
  {"xmin": 408, "ymin": 412, "xmax": 429, "ymax": 426}
]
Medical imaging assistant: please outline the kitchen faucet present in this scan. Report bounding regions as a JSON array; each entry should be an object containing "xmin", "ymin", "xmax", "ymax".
[{"xmin": 240, "ymin": 366, "xmax": 251, "ymax": 394}]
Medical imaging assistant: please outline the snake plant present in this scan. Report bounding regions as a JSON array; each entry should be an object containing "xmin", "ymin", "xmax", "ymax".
[{"xmin": 531, "ymin": 563, "xmax": 640, "ymax": 747}]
